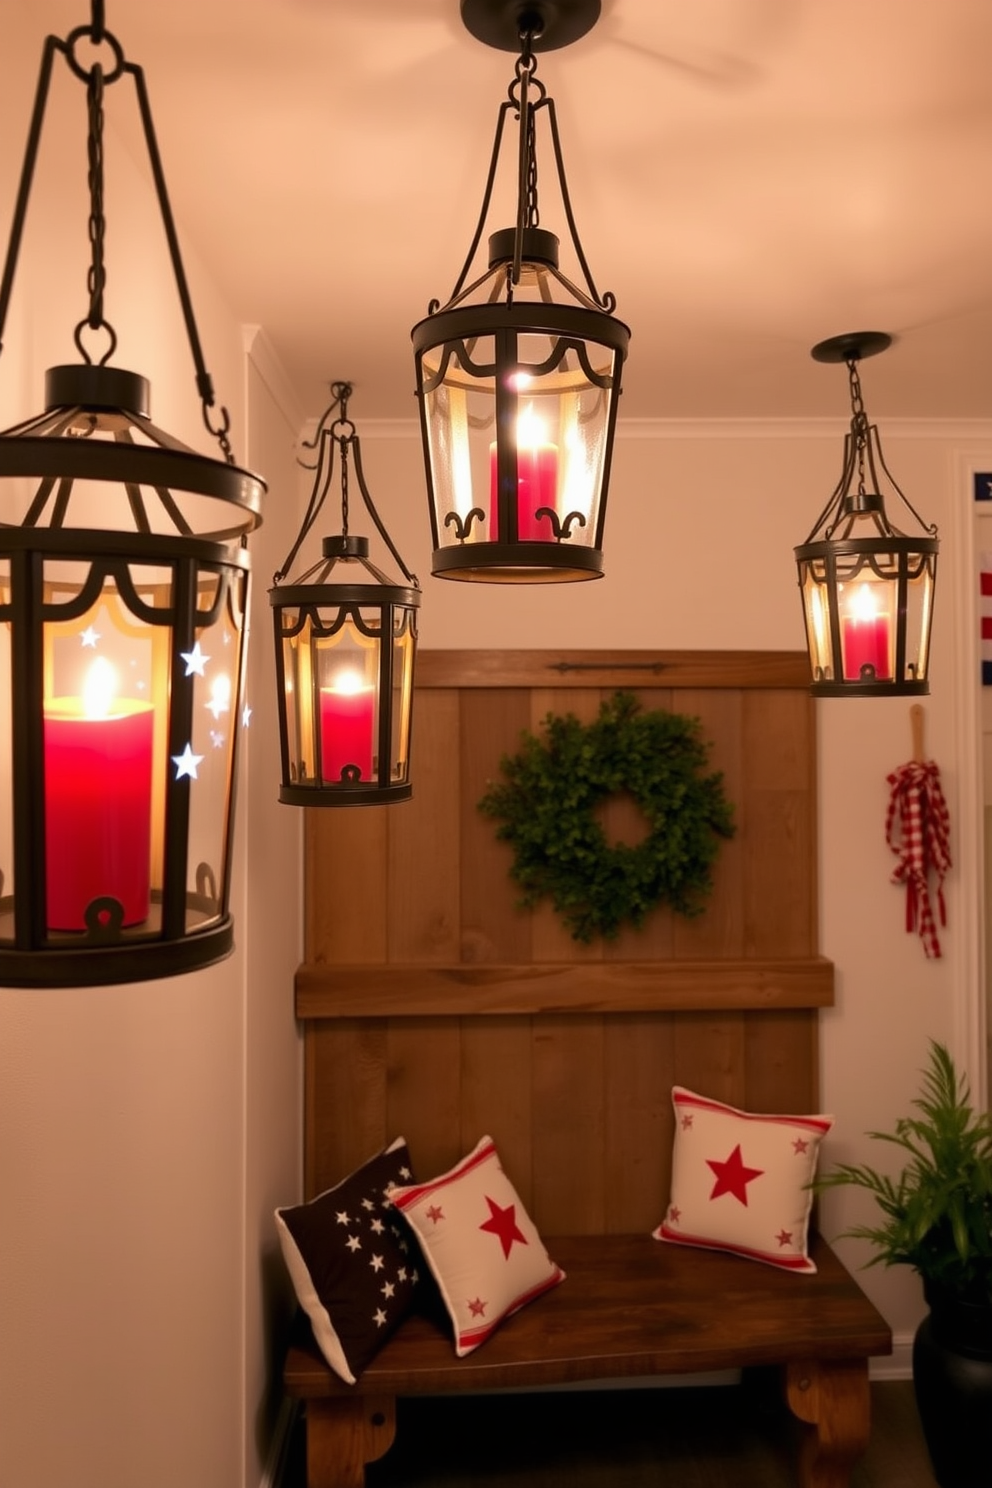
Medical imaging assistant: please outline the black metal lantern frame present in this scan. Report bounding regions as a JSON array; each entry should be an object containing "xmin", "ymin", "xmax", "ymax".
[
  {"xmin": 412, "ymin": 0, "xmax": 630, "ymax": 583},
  {"xmin": 270, "ymin": 383, "xmax": 421, "ymax": 807},
  {"xmin": 0, "ymin": 4, "xmax": 265, "ymax": 987},
  {"xmin": 795, "ymin": 332, "xmax": 938, "ymax": 698}
]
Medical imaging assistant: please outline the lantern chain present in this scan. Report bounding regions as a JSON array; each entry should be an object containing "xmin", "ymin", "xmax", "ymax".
[
  {"xmin": 847, "ymin": 355, "xmax": 870, "ymax": 497},
  {"xmin": 74, "ymin": 61, "xmax": 118, "ymax": 366}
]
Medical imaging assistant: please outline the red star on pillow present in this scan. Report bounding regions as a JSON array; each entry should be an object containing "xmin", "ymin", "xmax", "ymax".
[
  {"xmin": 425, "ymin": 1204, "xmax": 444, "ymax": 1225},
  {"xmin": 479, "ymin": 1195, "xmax": 528, "ymax": 1258},
  {"xmin": 706, "ymin": 1144, "xmax": 764, "ymax": 1205},
  {"xmin": 468, "ymin": 1297, "xmax": 487, "ymax": 1317},
  {"xmin": 776, "ymin": 1229, "xmax": 794, "ymax": 1248}
]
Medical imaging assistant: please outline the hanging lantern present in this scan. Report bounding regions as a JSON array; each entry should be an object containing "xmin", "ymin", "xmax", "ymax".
[
  {"xmin": 0, "ymin": 7, "xmax": 264, "ymax": 987},
  {"xmin": 270, "ymin": 383, "xmax": 420, "ymax": 807},
  {"xmin": 795, "ymin": 332, "xmax": 938, "ymax": 697},
  {"xmin": 412, "ymin": 0, "xmax": 629, "ymax": 583}
]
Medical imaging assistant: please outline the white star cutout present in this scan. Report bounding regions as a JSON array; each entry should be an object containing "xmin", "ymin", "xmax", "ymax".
[
  {"xmin": 172, "ymin": 743, "xmax": 204, "ymax": 780},
  {"xmin": 370, "ymin": 1254, "xmax": 384, "ymax": 1272},
  {"xmin": 206, "ymin": 697, "xmax": 229, "ymax": 721},
  {"xmin": 335, "ymin": 1211, "xmax": 351, "ymax": 1226},
  {"xmin": 81, "ymin": 626, "xmax": 100, "ymax": 648},
  {"xmin": 397, "ymin": 1267, "xmax": 407, "ymax": 1282},
  {"xmin": 399, "ymin": 1166, "xmax": 412, "ymax": 1180},
  {"xmin": 209, "ymin": 730, "xmax": 226, "ymax": 750},
  {"xmin": 242, "ymin": 705, "xmax": 252, "ymax": 728},
  {"xmin": 180, "ymin": 642, "xmax": 210, "ymax": 677},
  {"xmin": 370, "ymin": 1218, "xmax": 385, "ymax": 1234},
  {"xmin": 381, "ymin": 1281, "xmax": 395, "ymax": 1299},
  {"xmin": 346, "ymin": 1235, "xmax": 361, "ymax": 1253},
  {"xmin": 361, "ymin": 1198, "xmax": 375, "ymax": 1211},
  {"xmin": 373, "ymin": 1309, "xmax": 387, "ymax": 1328}
]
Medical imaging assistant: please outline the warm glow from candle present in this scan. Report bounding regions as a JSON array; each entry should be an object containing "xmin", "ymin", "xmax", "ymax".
[
  {"xmin": 211, "ymin": 675, "xmax": 231, "ymax": 710},
  {"xmin": 516, "ymin": 402, "xmax": 547, "ymax": 449},
  {"xmin": 330, "ymin": 668, "xmax": 365, "ymax": 695},
  {"xmin": 83, "ymin": 656, "xmax": 117, "ymax": 718},
  {"xmin": 849, "ymin": 582, "xmax": 881, "ymax": 622}
]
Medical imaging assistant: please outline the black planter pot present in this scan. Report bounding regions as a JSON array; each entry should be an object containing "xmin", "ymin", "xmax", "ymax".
[{"xmin": 913, "ymin": 1281, "xmax": 992, "ymax": 1488}]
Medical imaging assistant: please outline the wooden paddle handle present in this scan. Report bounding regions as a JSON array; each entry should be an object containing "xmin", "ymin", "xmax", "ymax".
[{"xmin": 910, "ymin": 703, "xmax": 925, "ymax": 763}]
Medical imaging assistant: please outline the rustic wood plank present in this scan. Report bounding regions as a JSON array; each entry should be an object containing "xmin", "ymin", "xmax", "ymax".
[
  {"xmin": 531, "ymin": 1015, "xmax": 606, "ymax": 1234},
  {"xmin": 385, "ymin": 1019, "xmax": 463, "ymax": 1179},
  {"xmin": 744, "ymin": 1009, "xmax": 820, "ymax": 1113},
  {"xmin": 460, "ymin": 1017, "xmax": 534, "ymax": 1211},
  {"xmin": 305, "ymin": 1021, "xmax": 388, "ymax": 1199},
  {"xmin": 459, "ymin": 688, "xmax": 532, "ymax": 964},
  {"xmin": 304, "ymin": 806, "xmax": 388, "ymax": 965},
  {"xmin": 295, "ymin": 958, "xmax": 835, "ymax": 1018},
  {"xmin": 415, "ymin": 651, "xmax": 811, "ymax": 690},
  {"xmin": 742, "ymin": 690, "xmax": 818, "ymax": 957},
  {"xmin": 604, "ymin": 1014, "xmax": 675, "ymax": 1233},
  {"xmin": 672, "ymin": 1012, "xmax": 747, "ymax": 1106},
  {"xmin": 387, "ymin": 688, "xmax": 461, "ymax": 963},
  {"xmin": 602, "ymin": 688, "xmax": 676, "ymax": 962}
]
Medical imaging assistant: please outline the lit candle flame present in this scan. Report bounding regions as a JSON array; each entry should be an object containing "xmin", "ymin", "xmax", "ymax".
[
  {"xmin": 850, "ymin": 582, "xmax": 882, "ymax": 621},
  {"xmin": 330, "ymin": 668, "xmax": 367, "ymax": 696},
  {"xmin": 517, "ymin": 402, "xmax": 548, "ymax": 450},
  {"xmin": 83, "ymin": 656, "xmax": 117, "ymax": 719}
]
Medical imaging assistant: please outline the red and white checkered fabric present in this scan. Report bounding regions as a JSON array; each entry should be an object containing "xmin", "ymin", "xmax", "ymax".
[{"xmin": 885, "ymin": 760, "xmax": 951, "ymax": 959}]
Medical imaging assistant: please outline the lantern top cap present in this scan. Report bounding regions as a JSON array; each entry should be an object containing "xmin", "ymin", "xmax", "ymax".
[
  {"xmin": 811, "ymin": 331, "xmax": 893, "ymax": 365},
  {"xmin": 460, "ymin": 0, "xmax": 600, "ymax": 51},
  {"xmin": 45, "ymin": 363, "xmax": 150, "ymax": 418},
  {"xmin": 488, "ymin": 227, "xmax": 559, "ymax": 270}
]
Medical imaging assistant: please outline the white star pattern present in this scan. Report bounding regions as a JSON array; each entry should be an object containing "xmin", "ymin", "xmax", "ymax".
[
  {"xmin": 180, "ymin": 642, "xmax": 210, "ymax": 676},
  {"xmin": 374, "ymin": 1309, "xmax": 387, "ymax": 1328},
  {"xmin": 172, "ymin": 743, "xmax": 204, "ymax": 780},
  {"xmin": 381, "ymin": 1281, "xmax": 395, "ymax": 1299},
  {"xmin": 242, "ymin": 705, "xmax": 252, "ymax": 728},
  {"xmin": 370, "ymin": 1254, "xmax": 384, "ymax": 1272},
  {"xmin": 399, "ymin": 1167, "xmax": 412, "ymax": 1180},
  {"xmin": 370, "ymin": 1218, "xmax": 385, "ymax": 1234},
  {"xmin": 346, "ymin": 1235, "xmax": 361, "ymax": 1253},
  {"xmin": 361, "ymin": 1198, "xmax": 375, "ymax": 1211},
  {"xmin": 81, "ymin": 626, "xmax": 100, "ymax": 648},
  {"xmin": 335, "ymin": 1211, "xmax": 351, "ymax": 1226}
]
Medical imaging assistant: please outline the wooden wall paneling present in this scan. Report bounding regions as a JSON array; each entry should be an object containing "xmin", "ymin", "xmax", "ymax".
[
  {"xmin": 459, "ymin": 688, "xmax": 533, "ymax": 964},
  {"xmin": 531, "ymin": 1014, "xmax": 607, "ymax": 1234},
  {"xmin": 305, "ymin": 1020, "xmax": 388, "ymax": 1199},
  {"xmin": 603, "ymin": 1014, "xmax": 676, "ymax": 1233},
  {"xmin": 304, "ymin": 806, "xmax": 388, "ymax": 965},
  {"xmin": 602, "ymin": 689, "xmax": 676, "ymax": 963},
  {"xmin": 529, "ymin": 687, "xmax": 606, "ymax": 965},
  {"xmin": 669, "ymin": 688, "xmax": 746, "ymax": 960},
  {"xmin": 672, "ymin": 1012, "xmax": 747, "ymax": 1107},
  {"xmin": 459, "ymin": 1016, "xmax": 534, "ymax": 1211},
  {"xmin": 387, "ymin": 688, "xmax": 461, "ymax": 963},
  {"xmin": 743, "ymin": 1009, "xmax": 820, "ymax": 1113},
  {"xmin": 741, "ymin": 690, "xmax": 817, "ymax": 958},
  {"xmin": 385, "ymin": 1018, "xmax": 463, "ymax": 1179}
]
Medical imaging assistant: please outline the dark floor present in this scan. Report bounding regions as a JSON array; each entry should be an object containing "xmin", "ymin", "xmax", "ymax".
[{"xmin": 285, "ymin": 1378, "xmax": 940, "ymax": 1487}]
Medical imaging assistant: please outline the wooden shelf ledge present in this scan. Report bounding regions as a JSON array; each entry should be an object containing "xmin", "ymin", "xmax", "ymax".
[{"xmin": 295, "ymin": 957, "xmax": 834, "ymax": 1020}]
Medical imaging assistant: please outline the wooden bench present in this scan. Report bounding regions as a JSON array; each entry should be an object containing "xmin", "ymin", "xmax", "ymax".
[
  {"xmin": 287, "ymin": 651, "xmax": 892, "ymax": 1488},
  {"xmin": 284, "ymin": 1231, "xmax": 892, "ymax": 1488}
]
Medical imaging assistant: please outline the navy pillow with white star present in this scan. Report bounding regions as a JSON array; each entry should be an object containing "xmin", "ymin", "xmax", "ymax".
[{"xmin": 275, "ymin": 1138, "xmax": 422, "ymax": 1383}]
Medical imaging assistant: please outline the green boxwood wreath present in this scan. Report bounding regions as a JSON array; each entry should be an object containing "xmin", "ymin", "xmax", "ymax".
[{"xmin": 478, "ymin": 691, "xmax": 735, "ymax": 943}]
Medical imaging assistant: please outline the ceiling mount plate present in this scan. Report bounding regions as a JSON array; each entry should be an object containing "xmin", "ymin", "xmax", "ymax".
[
  {"xmin": 460, "ymin": 0, "xmax": 601, "ymax": 51},
  {"xmin": 811, "ymin": 331, "xmax": 893, "ymax": 364}
]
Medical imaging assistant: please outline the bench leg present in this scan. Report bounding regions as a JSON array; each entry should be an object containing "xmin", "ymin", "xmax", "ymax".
[
  {"xmin": 305, "ymin": 1395, "xmax": 397, "ymax": 1488},
  {"xmin": 785, "ymin": 1359, "xmax": 871, "ymax": 1488}
]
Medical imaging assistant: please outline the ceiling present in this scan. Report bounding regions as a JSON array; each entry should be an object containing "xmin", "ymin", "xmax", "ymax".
[{"xmin": 5, "ymin": 0, "xmax": 992, "ymax": 423}]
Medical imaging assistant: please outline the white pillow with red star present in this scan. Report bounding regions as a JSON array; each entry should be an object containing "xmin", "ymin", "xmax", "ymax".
[
  {"xmin": 653, "ymin": 1087, "xmax": 833, "ymax": 1273},
  {"xmin": 275, "ymin": 1138, "xmax": 422, "ymax": 1384},
  {"xmin": 387, "ymin": 1135, "xmax": 565, "ymax": 1356}
]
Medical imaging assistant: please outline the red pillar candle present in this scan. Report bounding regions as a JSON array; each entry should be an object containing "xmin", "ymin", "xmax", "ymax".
[
  {"xmin": 319, "ymin": 674, "xmax": 375, "ymax": 784},
  {"xmin": 841, "ymin": 585, "xmax": 893, "ymax": 681},
  {"xmin": 44, "ymin": 665, "xmax": 154, "ymax": 930},
  {"xmin": 489, "ymin": 405, "xmax": 559, "ymax": 541}
]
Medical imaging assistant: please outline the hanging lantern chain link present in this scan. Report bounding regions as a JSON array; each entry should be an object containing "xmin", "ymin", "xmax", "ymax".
[{"xmin": 847, "ymin": 354, "xmax": 870, "ymax": 497}]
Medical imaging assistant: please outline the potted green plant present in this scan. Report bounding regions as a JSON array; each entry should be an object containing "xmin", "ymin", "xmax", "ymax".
[{"xmin": 817, "ymin": 1040, "xmax": 992, "ymax": 1488}]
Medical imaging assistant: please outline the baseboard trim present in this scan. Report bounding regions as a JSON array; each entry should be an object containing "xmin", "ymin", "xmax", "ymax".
[
  {"xmin": 259, "ymin": 1394, "xmax": 300, "ymax": 1488},
  {"xmin": 869, "ymin": 1332, "xmax": 914, "ymax": 1381}
]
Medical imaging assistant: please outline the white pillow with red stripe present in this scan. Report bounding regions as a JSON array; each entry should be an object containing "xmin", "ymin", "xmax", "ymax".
[
  {"xmin": 387, "ymin": 1135, "xmax": 565, "ymax": 1356},
  {"xmin": 653, "ymin": 1086, "xmax": 833, "ymax": 1273}
]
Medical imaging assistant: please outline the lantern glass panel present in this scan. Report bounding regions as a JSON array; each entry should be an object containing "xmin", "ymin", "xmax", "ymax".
[
  {"xmin": 182, "ymin": 568, "xmax": 247, "ymax": 932},
  {"xmin": 314, "ymin": 611, "xmax": 381, "ymax": 787},
  {"xmin": 0, "ymin": 558, "xmax": 12, "ymax": 941},
  {"xmin": 277, "ymin": 606, "xmax": 314, "ymax": 789},
  {"xmin": 42, "ymin": 559, "xmax": 170, "ymax": 936},
  {"xmin": 389, "ymin": 607, "xmax": 417, "ymax": 786},
  {"xmin": 420, "ymin": 331, "xmax": 616, "ymax": 553}
]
